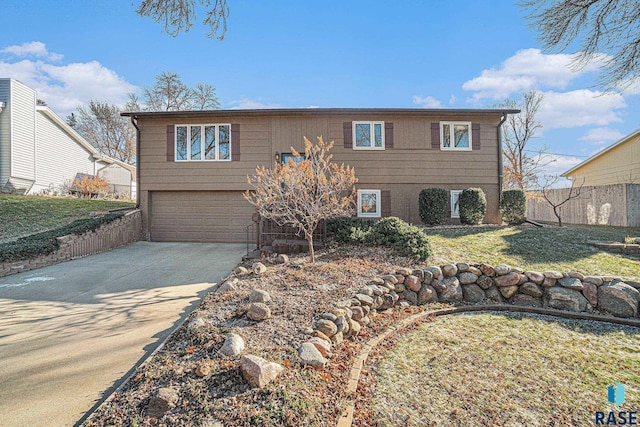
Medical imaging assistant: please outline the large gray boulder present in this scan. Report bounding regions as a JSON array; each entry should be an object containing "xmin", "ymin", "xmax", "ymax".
[
  {"xmin": 240, "ymin": 355, "xmax": 284, "ymax": 388},
  {"xmin": 219, "ymin": 333, "xmax": 245, "ymax": 357},
  {"xmin": 544, "ymin": 287, "xmax": 589, "ymax": 312},
  {"xmin": 298, "ymin": 342, "xmax": 328, "ymax": 369},
  {"xmin": 598, "ymin": 282, "xmax": 639, "ymax": 318},
  {"xmin": 438, "ymin": 277, "xmax": 462, "ymax": 303},
  {"xmin": 462, "ymin": 284, "xmax": 485, "ymax": 303},
  {"xmin": 417, "ymin": 284, "xmax": 438, "ymax": 305}
]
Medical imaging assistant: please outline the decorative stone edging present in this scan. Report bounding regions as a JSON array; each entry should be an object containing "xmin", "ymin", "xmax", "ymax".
[
  {"xmin": 590, "ymin": 241, "xmax": 640, "ymax": 255},
  {"xmin": 335, "ymin": 305, "xmax": 640, "ymax": 427}
]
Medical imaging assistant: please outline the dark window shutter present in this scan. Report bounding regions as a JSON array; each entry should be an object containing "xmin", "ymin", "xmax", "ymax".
[
  {"xmin": 166, "ymin": 125, "xmax": 175, "ymax": 161},
  {"xmin": 231, "ymin": 124, "xmax": 240, "ymax": 161},
  {"xmin": 384, "ymin": 122, "xmax": 394, "ymax": 149},
  {"xmin": 381, "ymin": 190, "xmax": 391, "ymax": 217},
  {"xmin": 343, "ymin": 122, "xmax": 353, "ymax": 149},
  {"xmin": 472, "ymin": 123, "xmax": 481, "ymax": 150},
  {"xmin": 431, "ymin": 123, "xmax": 440, "ymax": 149}
]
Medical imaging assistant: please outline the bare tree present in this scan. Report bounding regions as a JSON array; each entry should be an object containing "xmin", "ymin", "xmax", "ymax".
[
  {"xmin": 139, "ymin": 72, "xmax": 220, "ymax": 111},
  {"xmin": 76, "ymin": 100, "xmax": 136, "ymax": 164},
  {"xmin": 520, "ymin": 0, "xmax": 640, "ymax": 91},
  {"xmin": 540, "ymin": 175, "xmax": 585, "ymax": 227},
  {"xmin": 497, "ymin": 90, "xmax": 550, "ymax": 190},
  {"xmin": 191, "ymin": 83, "xmax": 221, "ymax": 110},
  {"xmin": 244, "ymin": 136, "xmax": 358, "ymax": 262},
  {"xmin": 136, "ymin": 0, "xmax": 230, "ymax": 40}
]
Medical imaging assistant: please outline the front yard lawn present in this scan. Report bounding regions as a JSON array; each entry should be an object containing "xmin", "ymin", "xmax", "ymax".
[
  {"xmin": 423, "ymin": 224, "xmax": 640, "ymax": 281},
  {"xmin": 367, "ymin": 312, "xmax": 639, "ymax": 427},
  {"xmin": 0, "ymin": 195, "xmax": 134, "ymax": 243}
]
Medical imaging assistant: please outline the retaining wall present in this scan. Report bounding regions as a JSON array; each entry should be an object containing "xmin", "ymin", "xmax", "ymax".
[{"xmin": 0, "ymin": 210, "xmax": 142, "ymax": 277}]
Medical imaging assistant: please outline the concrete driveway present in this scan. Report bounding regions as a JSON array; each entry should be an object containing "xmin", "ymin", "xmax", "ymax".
[{"xmin": 0, "ymin": 242, "xmax": 246, "ymax": 427}]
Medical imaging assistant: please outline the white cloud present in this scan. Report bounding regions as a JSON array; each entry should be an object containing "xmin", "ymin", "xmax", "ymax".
[
  {"xmin": 448, "ymin": 94, "xmax": 456, "ymax": 105},
  {"xmin": 537, "ymin": 90, "xmax": 626, "ymax": 129},
  {"xmin": 227, "ymin": 97, "xmax": 280, "ymax": 109},
  {"xmin": 412, "ymin": 95, "xmax": 441, "ymax": 108},
  {"xmin": 0, "ymin": 41, "xmax": 63, "ymax": 61},
  {"xmin": 533, "ymin": 153, "xmax": 584, "ymax": 187},
  {"xmin": 462, "ymin": 48, "xmax": 610, "ymax": 102},
  {"xmin": 579, "ymin": 127, "xmax": 624, "ymax": 146},
  {"xmin": 0, "ymin": 42, "xmax": 136, "ymax": 116}
]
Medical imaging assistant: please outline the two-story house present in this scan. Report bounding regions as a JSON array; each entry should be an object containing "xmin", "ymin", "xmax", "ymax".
[{"xmin": 123, "ymin": 108, "xmax": 518, "ymax": 243}]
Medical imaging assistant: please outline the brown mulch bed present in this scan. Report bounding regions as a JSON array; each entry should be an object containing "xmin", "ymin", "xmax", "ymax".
[{"xmin": 83, "ymin": 244, "xmax": 423, "ymax": 427}]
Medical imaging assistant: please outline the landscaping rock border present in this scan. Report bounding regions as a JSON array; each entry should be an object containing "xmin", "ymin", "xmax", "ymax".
[{"xmin": 300, "ymin": 262, "xmax": 640, "ymax": 369}]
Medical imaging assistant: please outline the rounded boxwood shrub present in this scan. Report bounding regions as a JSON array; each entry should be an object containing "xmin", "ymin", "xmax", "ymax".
[
  {"xmin": 418, "ymin": 188, "xmax": 448, "ymax": 225},
  {"xmin": 459, "ymin": 188, "xmax": 486, "ymax": 225},
  {"xmin": 326, "ymin": 217, "xmax": 373, "ymax": 243},
  {"xmin": 365, "ymin": 217, "xmax": 432, "ymax": 260},
  {"xmin": 501, "ymin": 189, "xmax": 527, "ymax": 224}
]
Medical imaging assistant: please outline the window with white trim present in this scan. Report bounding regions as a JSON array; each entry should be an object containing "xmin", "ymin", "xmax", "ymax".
[
  {"xmin": 440, "ymin": 122, "xmax": 471, "ymax": 151},
  {"xmin": 358, "ymin": 189, "xmax": 381, "ymax": 217},
  {"xmin": 175, "ymin": 124, "xmax": 231, "ymax": 161},
  {"xmin": 450, "ymin": 190, "xmax": 462, "ymax": 218},
  {"xmin": 353, "ymin": 121, "xmax": 384, "ymax": 150}
]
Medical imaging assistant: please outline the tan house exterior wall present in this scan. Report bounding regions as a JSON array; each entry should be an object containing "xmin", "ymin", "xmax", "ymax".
[
  {"xmin": 563, "ymin": 130, "xmax": 640, "ymax": 186},
  {"xmin": 131, "ymin": 109, "xmax": 512, "ymax": 243}
]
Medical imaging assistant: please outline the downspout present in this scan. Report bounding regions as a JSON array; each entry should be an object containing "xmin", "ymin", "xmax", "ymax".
[
  {"xmin": 130, "ymin": 115, "xmax": 140, "ymax": 209},
  {"xmin": 497, "ymin": 113, "xmax": 508, "ymax": 203}
]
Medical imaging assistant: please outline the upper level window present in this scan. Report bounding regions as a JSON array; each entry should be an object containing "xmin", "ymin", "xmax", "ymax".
[
  {"xmin": 440, "ymin": 122, "xmax": 471, "ymax": 151},
  {"xmin": 353, "ymin": 121, "xmax": 384, "ymax": 150},
  {"xmin": 176, "ymin": 124, "xmax": 231, "ymax": 161}
]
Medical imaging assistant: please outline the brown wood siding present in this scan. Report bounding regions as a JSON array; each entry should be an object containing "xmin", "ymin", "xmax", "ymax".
[
  {"xmin": 150, "ymin": 191, "xmax": 254, "ymax": 243},
  {"xmin": 138, "ymin": 112, "xmax": 503, "ymax": 229}
]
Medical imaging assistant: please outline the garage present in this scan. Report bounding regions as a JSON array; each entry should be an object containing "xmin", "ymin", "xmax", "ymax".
[{"xmin": 150, "ymin": 191, "xmax": 255, "ymax": 243}]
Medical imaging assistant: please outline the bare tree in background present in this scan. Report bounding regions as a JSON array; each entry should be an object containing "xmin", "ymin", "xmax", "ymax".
[
  {"xmin": 76, "ymin": 100, "xmax": 136, "ymax": 164},
  {"xmin": 139, "ymin": 71, "xmax": 220, "ymax": 111},
  {"xmin": 520, "ymin": 0, "xmax": 640, "ymax": 90},
  {"xmin": 540, "ymin": 175, "xmax": 585, "ymax": 227},
  {"xmin": 136, "ymin": 0, "xmax": 230, "ymax": 39},
  {"xmin": 497, "ymin": 90, "xmax": 550, "ymax": 189}
]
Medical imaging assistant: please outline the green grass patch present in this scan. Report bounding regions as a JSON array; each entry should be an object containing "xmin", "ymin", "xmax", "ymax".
[
  {"xmin": 625, "ymin": 236, "xmax": 640, "ymax": 245},
  {"xmin": 373, "ymin": 312, "xmax": 640, "ymax": 427},
  {"xmin": 423, "ymin": 225, "xmax": 640, "ymax": 280},
  {"xmin": 0, "ymin": 195, "xmax": 133, "ymax": 243}
]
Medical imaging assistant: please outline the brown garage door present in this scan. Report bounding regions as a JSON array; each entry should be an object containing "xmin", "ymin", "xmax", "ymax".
[{"xmin": 150, "ymin": 191, "xmax": 255, "ymax": 243}]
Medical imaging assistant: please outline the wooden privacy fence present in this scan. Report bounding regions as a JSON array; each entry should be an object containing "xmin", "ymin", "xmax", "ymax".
[{"xmin": 527, "ymin": 184, "xmax": 640, "ymax": 227}]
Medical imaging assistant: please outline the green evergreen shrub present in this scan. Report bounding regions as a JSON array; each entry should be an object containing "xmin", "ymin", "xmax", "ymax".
[
  {"xmin": 418, "ymin": 188, "xmax": 448, "ymax": 225},
  {"xmin": 459, "ymin": 188, "xmax": 486, "ymax": 225},
  {"xmin": 326, "ymin": 217, "xmax": 373, "ymax": 243},
  {"xmin": 501, "ymin": 189, "xmax": 527, "ymax": 224}
]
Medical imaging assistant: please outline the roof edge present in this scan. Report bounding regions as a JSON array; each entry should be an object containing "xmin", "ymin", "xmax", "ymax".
[
  {"xmin": 122, "ymin": 107, "xmax": 520, "ymax": 118},
  {"xmin": 562, "ymin": 128, "xmax": 640, "ymax": 177}
]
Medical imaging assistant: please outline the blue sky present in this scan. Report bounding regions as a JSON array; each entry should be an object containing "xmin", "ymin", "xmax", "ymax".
[{"xmin": 1, "ymin": 0, "xmax": 638, "ymax": 180}]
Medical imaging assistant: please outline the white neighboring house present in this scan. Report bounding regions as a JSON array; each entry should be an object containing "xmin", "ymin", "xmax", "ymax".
[{"xmin": 0, "ymin": 78, "xmax": 136, "ymax": 197}]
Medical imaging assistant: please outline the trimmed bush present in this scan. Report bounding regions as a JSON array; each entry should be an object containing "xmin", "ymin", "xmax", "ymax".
[
  {"xmin": 0, "ymin": 213, "xmax": 123, "ymax": 262},
  {"xmin": 418, "ymin": 188, "xmax": 448, "ymax": 225},
  {"xmin": 459, "ymin": 188, "xmax": 486, "ymax": 225},
  {"xmin": 501, "ymin": 189, "xmax": 527, "ymax": 224},
  {"xmin": 326, "ymin": 217, "xmax": 373, "ymax": 243},
  {"xmin": 327, "ymin": 216, "xmax": 432, "ymax": 260},
  {"xmin": 365, "ymin": 217, "xmax": 432, "ymax": 260}
]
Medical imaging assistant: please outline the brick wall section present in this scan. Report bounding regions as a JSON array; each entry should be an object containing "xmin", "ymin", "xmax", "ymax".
[{"xmin": 0, "ymin": 210, "xmax": 142, "ymax": 277}]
